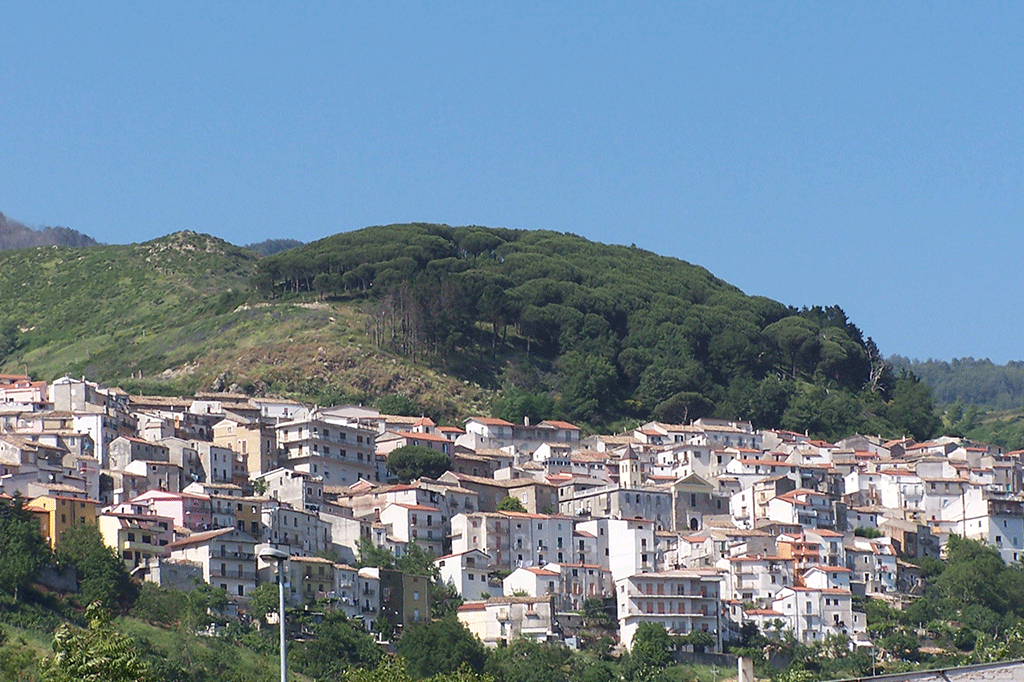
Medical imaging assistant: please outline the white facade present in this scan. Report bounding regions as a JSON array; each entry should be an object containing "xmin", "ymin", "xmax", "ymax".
[
  {"xmin": 577, "ymin": 517, "xmax": 657, "ymax": 582},
  {"xmin": 616, "ymin": 570, "xmax": 723, "ymax": 651},
  {"xmin": 772, "ymin": 586, "xmax": 859, "ymax": 644},
  {"xmin": 436, "ymin": 549, "xmax": 492, "ymax": 601}
]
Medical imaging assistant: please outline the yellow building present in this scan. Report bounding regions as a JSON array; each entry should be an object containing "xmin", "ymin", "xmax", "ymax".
[
  {"xmin": 97, "ymin": 512, "xmax": 173, "ymax": 569},
  {"xmin": 26, "ymin": 494, "xmax": 99, "ymax": 549},
  {"xmin": 212, "ymin": 416, "xmax": 277, "ymax": 477}
]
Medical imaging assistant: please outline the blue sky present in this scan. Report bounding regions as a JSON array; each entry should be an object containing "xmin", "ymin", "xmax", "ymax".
[{"xmin": 2, "ymin": 3, "xmax": 1021, "ymax": 363}]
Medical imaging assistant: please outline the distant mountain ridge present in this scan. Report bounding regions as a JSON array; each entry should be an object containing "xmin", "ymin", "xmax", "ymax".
[
  {"xmin": 890, "ymin": 355, "xmax": 1024, "ymax": 410},
  {"xmin": 0, "ymin": 212, "xmax": 99, "ymax": 250},
  {"xmin": 245, "ymin": 238, "xmax": 304, "ymax": 256}
]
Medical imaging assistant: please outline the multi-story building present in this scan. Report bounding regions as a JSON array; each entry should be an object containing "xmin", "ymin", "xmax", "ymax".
[
  {"xmin": 255, "ymin": 467, "xmax": 323, "ymax": 513},
  {"xmin": 131, "ymin": 489, "xmax": 213, "ymax": 531},
  {"xmin": 615, "ymin": 569, "xmax": 723, "ymax": 651},
  {"xmin": 457, "ymin": 596, "xmax": 558, "ymax": 646},
  {"xmin": 212, "ymin": 415, "xmax": 278, "ymax": 477},
  {"xmin": 435, "ymin": 549, "xmax": 492, "ymax": 601},
  {"xmin": 450, "ymin": 511, "xmax": 575, "ymax": 571},
  {"xmin": 25, "ymin": 494, "xmax": 100, "ymax": 549},
  {"xmin": 276, "ymin": 410, "xmax": 379, "ymax": 485},
  {"xmin": 379, "ymin": 568, "xmax": 431, "ymax": 634},
  {"xmin": 379, "ymin": 503, "xmax": 445, "ymax": 557},
  {"xmin": 285, "ymin": 555, "xmax": 336, "ymax": 608},
  {"xmin": 576, "ymin": 517, "xmax": 657, "ymax": 582},
  {"xmin": 98, "ymin": 511, "xmax": 173, "ymax": 569},
  {"xmin": 545, "ymin": 562, "xmax": 612, "ymax": 610},
  {"xmin": 262, "ymin": 501, "xmax": 331, "ymax": 555},
  {"xmin": 167, "ymin": 526, "xmax": 257, "ymax": 598},
  {"xmin": 559, "ymin": 484, "xmax": 673, "ymax": 531},
  {"xmin": 772, "ymin": 585, "xmax": 858, "ymax": 644},
  {"xmin": 721, "ymin": 555, "xmax": 794, "ymax": 606},
  {"xmin": 108, "ymin": 436, "xmax": 170, "ymax": 472}
]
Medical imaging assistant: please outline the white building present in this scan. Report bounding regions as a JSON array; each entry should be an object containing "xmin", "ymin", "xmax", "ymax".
[
  {"xmin": 435, "ymin": 549, "xmax": 492, "ymax": 601},
  {"xmin": 576, "ymin": 516, "xmax": 657, "ymax": 582},
  {"xmin": 276, "ymin": 409, "xmax": 379, "ymax": 485},
  {"xmin": 616, "ymin": 569, "xmax": 723, "ymax": 651},
  {"xmin": 167, "ymin": 527, "xmax": 257, "ymax": 598},
  {"xmin": 503, "ymin": 566, "xmax": 561, "ymax": 600},
  {"xmin": 457, "ymin": 596, "xmax": 557, "ymax": 646},
  {"xmin": 379, "ymin": 502, "xmax": 446, "ymax": 557},
  {"xmin": 772, "ymin": 585, "xmax": 859, "ymax": 644}
]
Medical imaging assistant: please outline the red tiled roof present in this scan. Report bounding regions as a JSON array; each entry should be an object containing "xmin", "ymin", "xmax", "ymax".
[
  {"xmin": 466, "ymin": 417, "xmax": 515, "ymax": 427},
  {"xmin": 540, "ymin": 420, "xmax": 580, "ymax": 430}
]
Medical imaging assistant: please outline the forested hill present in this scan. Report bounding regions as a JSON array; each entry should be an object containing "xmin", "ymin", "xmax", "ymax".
[
  {"xmin": 254, "ymin": 224, "xmax": 940, "ymax": 440},
  {"xmin": 891, "ymin": 356, "xmax": 1024, "ymax": 410},
  {"xmin": 0, "ymin": 212, "xmax": 98, "ymax": 250}
]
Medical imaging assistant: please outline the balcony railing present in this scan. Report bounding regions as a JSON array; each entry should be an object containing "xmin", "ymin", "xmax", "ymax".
[{"xmin": 209, "ymin": 569, "xmax": 257, "ymax": 580}]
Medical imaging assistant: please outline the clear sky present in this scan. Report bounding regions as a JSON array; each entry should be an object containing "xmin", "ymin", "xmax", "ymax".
[{"xmin": 2, "ymin": 3, "xmax": 1021, "ymax": 363}]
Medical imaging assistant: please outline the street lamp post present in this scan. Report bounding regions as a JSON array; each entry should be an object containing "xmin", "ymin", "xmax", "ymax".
[{"xmin": 260, "ymin": 547, "xmax": 290, "ymax": 682}]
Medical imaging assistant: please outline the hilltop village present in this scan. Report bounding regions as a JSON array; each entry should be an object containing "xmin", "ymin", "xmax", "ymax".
[{"xmin": 1, "ymin": 373, "xmax": 1017, "ymax": 651}]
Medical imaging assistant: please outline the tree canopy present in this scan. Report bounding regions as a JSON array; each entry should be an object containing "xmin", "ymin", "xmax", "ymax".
[
  {"xmin": 0, "ymin": 494, "xmax": 51, "ymax": 600},
  {"xmin": 387, "ymin": 445, "xmax": 452, "ymax": 483},
  {"xmin": 397, "ymin": 616, "xmax": 487, "ymax": 679},
  {"xmin": 496, "ymin": 496, "xmax": 527, "ymax": 513},
  {"xmin": 58, "ymin": 523, "xmax": 135, "ymax": 612},
  {"xmin": 253, "ymin": 224, "xmax": 937, "ymax": 440}
]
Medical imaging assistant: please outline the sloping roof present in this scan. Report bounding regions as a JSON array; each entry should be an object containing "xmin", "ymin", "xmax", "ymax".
[{"xmin": 167, "ymin": 526, "xmax": 238, "ymax": 548}]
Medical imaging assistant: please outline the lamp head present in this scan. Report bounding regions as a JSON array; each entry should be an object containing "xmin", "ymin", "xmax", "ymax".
[{"xmin": 260, "ymin": 546, "xmax": 290, "ymax": 563}]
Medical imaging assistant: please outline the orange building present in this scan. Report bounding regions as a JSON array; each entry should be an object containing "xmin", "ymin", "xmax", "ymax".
[{"xmin": 26, "ymin": 494, "xmax": 100, "ymax": 549}]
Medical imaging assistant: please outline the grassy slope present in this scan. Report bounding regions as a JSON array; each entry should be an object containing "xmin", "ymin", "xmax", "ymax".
[{"xmin": 0, "ymin": 233, "xmax": 492, "ymax": 420}]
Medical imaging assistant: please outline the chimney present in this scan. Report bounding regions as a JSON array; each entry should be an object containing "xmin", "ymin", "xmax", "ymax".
[{"xmin": 524, "ymin": 416, "xmax": 530, "ymax": 427}]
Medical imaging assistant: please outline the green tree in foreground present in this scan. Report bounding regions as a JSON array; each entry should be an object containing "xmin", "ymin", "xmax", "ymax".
[
  {"xmin": 387, "ymin": 445, "xmax": 452, "ymax": 483},
  {"xmin": 291, "ymin": 611, "xmax": 383, "ymax": 679},
  {"xmin": 885, "ymin": 373, "xmax": 941, "ymax": 442},
  {"xmin": 343, "ymin": 656, "xmax": 495, "ymax": 682},
  {"xmin": 0, "ymin": 494, "xmax": 51, "ymax": 600},
  {"xmin": 246, "ymin": 582, "xmax": 280, "ymax": 624},
  {"xmin": 40, "ymin": 602, "xmax": 154, "ymax": 682},
  {"xmin": 357, "ymin": 536, "xmax": 398, "ymax": 569},
  {"xmin": 496, "ymin": 496, "xmax": 527, "ymax": 513},
  {"xmin": 58, "ymin": 523, "xmax": 135, "ymax": 611},
  {"xmin": 483, "ymin": 637, "xmax": 574, "ymax": 682},
  {"xmin": 397, "ymin": 616, "xmax": 487, "ymax": 679},
  {"xmin": 625, "ymin": 622, "xmax": 672, "ymax": 680}
]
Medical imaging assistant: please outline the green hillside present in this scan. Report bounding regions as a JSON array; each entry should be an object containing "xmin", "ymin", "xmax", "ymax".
[
  {"xmin": 0, "ymin": 223, "xmax": 943, "ymax": 438},
  {"xmin": 0, "ymin": 231, "xmax": 491, "ymax": 418},
  {"xmin": 253, "ymin": 224, "xmax": 940, "ymax": 439}
]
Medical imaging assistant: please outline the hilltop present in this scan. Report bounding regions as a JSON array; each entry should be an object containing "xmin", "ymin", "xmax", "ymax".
[
  {"xmin": 0, "ymin": 223, "xmax": 939, "ymax": 438},
  {"xmin": 0, "ymin": 212, "xmax": 98, "ymax": 250}
]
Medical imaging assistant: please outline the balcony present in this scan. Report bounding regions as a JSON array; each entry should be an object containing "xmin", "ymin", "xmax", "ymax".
[{"xmin": 209, "ymin": 568, "xmax": 257, "ymax": 580}]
